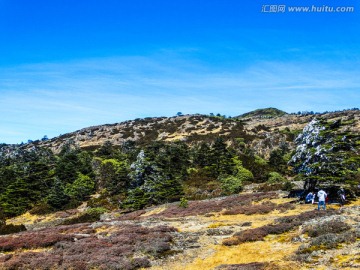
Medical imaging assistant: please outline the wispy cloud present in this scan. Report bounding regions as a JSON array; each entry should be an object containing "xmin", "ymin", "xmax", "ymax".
[{"xmin": 0, "ymin": 53, "xmax": 359, "ymax": 143}]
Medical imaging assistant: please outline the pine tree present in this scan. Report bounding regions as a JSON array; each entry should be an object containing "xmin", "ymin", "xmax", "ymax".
[
  {"xmin": 47, "ymin": 178, "xmax": 70, "ymax": 209},
  {"xmin": 97, "ymin": 159, "xmax": 130, "ymax": 195},
  {"xmin": 65, "ymin": 173, "xmax": 95, "ymax": 201}
]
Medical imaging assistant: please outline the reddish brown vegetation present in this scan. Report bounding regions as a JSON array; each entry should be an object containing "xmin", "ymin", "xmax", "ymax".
[
  {"xmin": 223, "ymin": 202, "xmax": 295, "ymax": 215},
  {"xmin": 0, "ymin": 223, "xmax": 177, "ymax": 270},
  {"xmin": 116, "ymin": 209, "xmax": 146, "ymax": 221},
  {"xmin": 223, "ymin": 210, "xmax": 336, "ymax": 246},
  {"xmin": 0, "ymin": 223, "xmax": 26, "ymax": 235},
  {"xmin": 0, "ymin": 229, "xmax": 74, "ymax": 252},
  {"xmin": 302, "ymin": 220, "xmax": 351, "ymax": 237},
  {"xmin": 216, "ymin": 262, "xmax": 274, "ymax": 270},
  {"xmin": 147, "ymin": 193, "xmax": 278, "ymax": 218}
]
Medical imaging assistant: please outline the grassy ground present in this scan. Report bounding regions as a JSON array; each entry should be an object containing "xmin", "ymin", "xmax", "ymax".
[
  {"xmin": 3, "ymin": 195, "xmax": 358, "ymax": 270},
  {"xmin": 150, "ymin": 198, "xmax": 356, "ymax": 270}
]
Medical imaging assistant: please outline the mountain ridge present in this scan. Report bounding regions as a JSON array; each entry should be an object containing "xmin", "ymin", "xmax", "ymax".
[{"xmin": 5, "ymin": 108, "xmax": 358, "ymax": 158}]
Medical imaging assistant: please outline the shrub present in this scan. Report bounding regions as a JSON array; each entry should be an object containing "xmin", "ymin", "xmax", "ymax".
[
  {"xmin": 149, "ymin": 192, "xmax": 278, "ymax": 218},
  {"xmin": 0, "ymin": 224, "xmax": 176, "ymax": 269},
  {"xmin": 302, "ymin": 220, "xmax": 351, "ymax": 237},
  {"xmin": 311, "ymin": 231, "xmax": 356, "ymax": 248},
  {"xmin": 65, "ymin": 172, "xmax": 95, "ymax": 202},
  {"xmin": 216, "ymin": 262, "xmax": 272, "ymax": 270},
  {"xmin": 223, "ymin": 210, "xmax": 336, "ymax": 246},
  {"xmin": 131, "ymin": 257, "xmax": 151, "ymax": 268},
  {"xmin": 0, "ymin": 224, "xmax": 26, "ymax": 235},
  {"xmin": 116, "ymin": 210, "xmax": 146, "ymax": 221},
  {"xmin": 297, "ymin": 231, "xmax": 357, "ymax": 255},
  {"xmin": 0, "ymin": 230, "xmax": 73, "ymax": 251},
  {"xmin": 139, "ymin": 237, "xmax": 171, "ymax": 256},
  {"xmin": 257, "ymin": 183, "xmax": 284, "ymax": 192},
  {"xmin": 236, "ymin": 166, "xmax": 254, "ymax": 183},
  {"xmin": 262, "ymin": 223, "xmax": 294, "ymax": 235},
  {"xmin": 61, "ymin": 207, "xmax": 107, "ymax": 225},
  {"xmin": 222, "ymin": 237, "xmax": 242, "ymax": 246},
  {"xmin": 282, "ymin": 181, "xmax": 294, "ymax": 191},
  {"xmin": 220, "ymin": 175, "xmax": 243, "ymax": 195},
  {"xmin": 233, "ymin": 227, "xmax": 268, "ymax": 242},
  {"xmin": 179, "ymin": 197, "xmax": 189, "ymax": 208},
  {"xmin": 1, "ymin": 252, "xmax": 62, "ymax": 270},
  {"xmin": 223, "ymin": 202, "xmax": 294, "ymax": 216},
  {"xmin": 29, "ymin": 202, "xmax": 53, "ymax": 215},
  {"xmin": 87, "ymin": 193, "xmax": 121, "ymax": 210},
  {"xmin": 267, "ymin": 172, "xmax": 286, "ymax": 184}
]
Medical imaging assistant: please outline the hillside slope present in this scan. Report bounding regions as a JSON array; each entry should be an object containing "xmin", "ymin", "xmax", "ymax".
[
  {"xmin": 3, "ymin": 192, "xmax": 360, "ymax": 270},
  {"xmin": 5, "ymin": 109, "xmax": 360, "ymax": 159},
  {"xmin": 0, "ymin": 108, "xmax": 360, "ymax": 269}
]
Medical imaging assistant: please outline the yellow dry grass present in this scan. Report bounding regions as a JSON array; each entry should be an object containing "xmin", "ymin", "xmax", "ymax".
[
  {"xmin": 6, "ymin": 212, "xmax": 38, "ymax": 225},
  {"xmin": 209, "ymin": 213, "xmax": 273, "ymax": 228},
  {"xmin": 207, "ymin": 222, "xmax": 231, "ymax": 229},
  {"xmin": 94, "ymin": 225, "xmax": 117, "ymax": 235},
  {"xmin": 152, "ymin": 240, "xmax": 301, "ymax": 270},
  {"xmin": 192, "ymin": 241, "xmax": 299, "ymax": 268},
  {"xmin": 334, "ymin": 254, "xmax": 354, "ymax": 267},
  {"xmin": 349, "ymin": 198, "xmax": 360, "ymax": 206},
  {"xmin": 142, "ymin": 206, "xmax": 167, "ymax": 217},
  {"xmin": 6, "ymin": 211, "xmax": 58, "ymax": 226},
  {"xmin": 207, "ymin": 202, "xmax": 317, "ymax": 229},
  {"xmin": 165, "ymin": 127, "xmax": 223, "ymax": 142},
  {"xmin": 252, "ymin": 197, "xmax": 294, "ymax": 205},
  {"xmin": 150, "ymin": 198, "xmax": 360, "ymax": 270},
  {"xmin": 3, "ymin": 247, "xmax": 51, "ymax": 255}
]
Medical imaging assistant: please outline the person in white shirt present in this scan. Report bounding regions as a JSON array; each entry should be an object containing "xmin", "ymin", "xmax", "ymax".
[{"xmin": 317, "ymin": 189, "xmax": 327, "ymax": 210}]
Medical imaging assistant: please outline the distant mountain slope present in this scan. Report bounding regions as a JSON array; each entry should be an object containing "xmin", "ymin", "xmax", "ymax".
[
  {"xmin": 2, "ymin": 109, "xmax": 359, "ymax": 159},
  {"xmin": 236, "ymin": 107, "xmax": 287, "ymax": 119}
]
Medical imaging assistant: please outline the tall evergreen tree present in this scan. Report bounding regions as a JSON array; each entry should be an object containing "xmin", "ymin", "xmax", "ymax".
[{"xmin": 47, "ymin": 177, "xmax": 70, "ymax": 209}]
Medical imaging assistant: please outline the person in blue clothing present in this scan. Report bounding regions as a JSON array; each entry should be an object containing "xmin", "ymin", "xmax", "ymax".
[
  {"xmin": 317, "ymin": 189, "xmax": 327, "ymax": 210},
  {"xmin": 305, "ymin": 191, "xmax": 315, "ymax": 204}
]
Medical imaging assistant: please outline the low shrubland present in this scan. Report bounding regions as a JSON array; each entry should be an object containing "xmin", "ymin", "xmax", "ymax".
[
  {"xmin": 60, "ymin": 207, "xmax": 107, "ymax": 225},
  {"xmin": 146, "ymin": 192, "xmax": 278, "ymax": 218},
  {"xmin": 223, "ymin": 210, "xmax": 335, "ymax": 246},
  {"xmin": 294, "ymin": 218, "xmax": 359, "ymax": 262},
  {"xmin": 0, "ymin": 223, "xmax": 177, "ymax": 270}
]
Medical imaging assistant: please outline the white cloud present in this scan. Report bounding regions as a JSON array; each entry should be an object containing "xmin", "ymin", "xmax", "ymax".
[{"xmin": 0, "ymin": 54, "xmax": 359, "ymax": 143}]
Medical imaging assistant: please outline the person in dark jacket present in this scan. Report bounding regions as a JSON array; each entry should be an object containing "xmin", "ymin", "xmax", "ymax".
[{"xmin": 337, "ymin": 188, "xmax": 346, "ymax": 207}]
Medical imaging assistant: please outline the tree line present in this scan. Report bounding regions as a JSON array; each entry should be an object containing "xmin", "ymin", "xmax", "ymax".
[{"xmin": 0, "ymin": 137, "xmax": 292, "ymax": 217}]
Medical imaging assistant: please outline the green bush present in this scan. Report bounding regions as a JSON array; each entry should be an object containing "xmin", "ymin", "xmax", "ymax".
[
  {"xmin": 220, "ymin": 175, "xmax": 243, "ymax": 195},
  {"xmin": 282, "ymin": 181, "xmax": 294, "ymax": 191},
  {"xmin": 237, "ymin": 166, "xmax": 254, "ymax": 182},
  {"xmin": 0, "ymin": 224, "xmax": 26, "ymax": 235},
  {"xmin": 65, "ymin": 173, "xmax": 95, "ymax": 201},
  {"xmin": 179, "ymin": 197, "xmax": 189, "ymax": 208},
  {"xmin": 29, "ymin": 202, "xmax": 54, "ymax": 215},
  {"xmin": 122, "ymin": 187, "xmax": 150, "ymax": 210},
  {"xmin": 267, "ymin": 172, "xmax": 286, "ymax": 184}
]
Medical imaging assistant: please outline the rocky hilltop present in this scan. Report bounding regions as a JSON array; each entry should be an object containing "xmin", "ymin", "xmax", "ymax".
[{"xmin": 8, "ymin": 108, "xmax": 360, "ymax": 158}]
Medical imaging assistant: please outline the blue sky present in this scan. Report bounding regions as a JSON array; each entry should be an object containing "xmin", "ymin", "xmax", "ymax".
[{"xmin": 0, "ymin": 0, "xmax": 359, "ymax": 144}]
